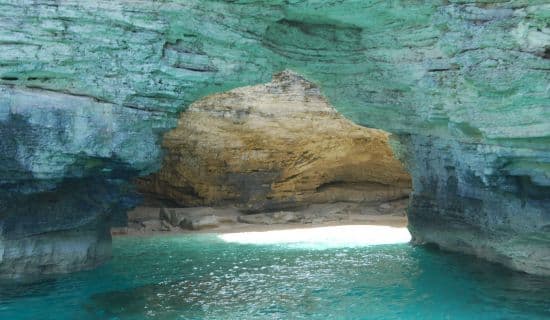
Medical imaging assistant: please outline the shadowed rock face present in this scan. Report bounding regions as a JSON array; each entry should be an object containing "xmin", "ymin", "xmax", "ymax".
[
  {"xmin": 404, "ymin": 134, "xmax": 550, "ymax": 276},
  {"xmin": 0, "ymin": 86, "xmax": 164, "ymax": 278},
  {"xmin": 0, "ymin": 178, "xmax": 114, "ymax": 277},
  {"xmin": 138, "ymin": 71, "xmax": 411, "ymax": 211},
  {"xmin": 0, "ymin": 1, "xmax": 549, "ymax": 276}
]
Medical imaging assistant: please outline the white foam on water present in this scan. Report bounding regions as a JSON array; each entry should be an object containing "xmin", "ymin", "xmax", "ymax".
[{"xmin": 218, "ymin": 225, "xmax": 411, "ymax": 249}]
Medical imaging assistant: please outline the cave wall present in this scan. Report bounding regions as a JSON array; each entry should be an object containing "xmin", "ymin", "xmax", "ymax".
[
  {"xmin": 0, "ymin": 1, "xmax": 548, "ymax": 277},
  {"xmin": 138, "ymin": 70, "xmax": 411, "ymax": 211},
  {"xmin": 402, "ymin": 134, "xmax": 550, "ymax": 275}
]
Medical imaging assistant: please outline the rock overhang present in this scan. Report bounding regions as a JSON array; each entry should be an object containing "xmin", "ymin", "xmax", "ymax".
[{"xmin": 0, "ymin": 0, "xmax": 548, "ymax": 276}]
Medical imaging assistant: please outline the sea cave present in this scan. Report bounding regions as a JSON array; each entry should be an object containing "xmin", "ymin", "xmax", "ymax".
[{"xmin": 0, "ymin": 1, "xmax": 549, "ymax": 319}]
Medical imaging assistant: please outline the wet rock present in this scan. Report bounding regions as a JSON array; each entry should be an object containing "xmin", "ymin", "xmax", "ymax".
[{"xmin": 404, "ymin": 134, "xmax": 550, "ymax": 276}]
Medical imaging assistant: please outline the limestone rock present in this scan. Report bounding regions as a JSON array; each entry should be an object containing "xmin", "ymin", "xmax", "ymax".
[
  {"xmin": 0, "ymin": 1, "xmax": 548, "ymax": 276},
  {"xmin": 140, "ymin": 220, "xmax": 168, "ymax": 232},
  {"xmin": 188, "ymin": 215, "xmax": 219, "ymax": 230},
  {"xmin": 404, "ymin": 134, "xmax": 550, "ymax": 276},
  {"xmin": 161, "ymin": 206, "xmax": 240, "ymax": 230},
  {"xmin": 377, "ymin": 203, "xmax": 393, "ymax": 213},
  {"xmin": 238, "ymin": 211, "xmax": 299, "ymax": 225},
  {"xmin": 0, "ymin": 228, "xmax": 111, "ymax": 278},
  {"xmin": 138, "ymin": 71, "xmax": 411, "ymax": 211}
]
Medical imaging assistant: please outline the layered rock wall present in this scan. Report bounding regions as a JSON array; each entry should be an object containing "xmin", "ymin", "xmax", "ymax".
[
  {"xmin": 138, "ymin": 71, "xmax": 411, "ymax": 211},
  {"xmin": 404, "ymin": 134, "xmax": 550, "ymax": 275},
  {"xmin": 0, "ymin": 1, "xmax": 548, "ymax": 276}
]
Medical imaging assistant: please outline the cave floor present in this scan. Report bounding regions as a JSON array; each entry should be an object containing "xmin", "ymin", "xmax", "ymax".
[{"xmin": 113, "ymin": 199, "xmax": 408, "ymax": 237}]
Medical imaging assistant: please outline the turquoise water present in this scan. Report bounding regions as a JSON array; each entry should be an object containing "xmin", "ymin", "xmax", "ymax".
[{"xmin": 1, "ymin": 234, "xmax": 549, "ymax": 319}]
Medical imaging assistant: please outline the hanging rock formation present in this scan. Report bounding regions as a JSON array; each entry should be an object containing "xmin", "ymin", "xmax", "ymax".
[
  {"xmin": 0, "ymin": 1, "xmax": 548, "ymax": 277},
  {"xmin": 138, "ymin": 71, "xmax": 411, "ymax": 211}
]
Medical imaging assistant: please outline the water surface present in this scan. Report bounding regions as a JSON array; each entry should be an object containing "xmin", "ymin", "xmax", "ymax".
[{"xmin": 1, "ymin": 233, "xmax": 549, "ymax": 319}]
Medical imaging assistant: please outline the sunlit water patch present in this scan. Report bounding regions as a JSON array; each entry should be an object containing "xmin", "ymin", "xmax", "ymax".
[
  {"xmin": 219, "ymin": 225, "xmax": 411, "ymax": 249},
  {"xmin": 1, "ymin": 232, "xmax": 549, "ymax": 319}
]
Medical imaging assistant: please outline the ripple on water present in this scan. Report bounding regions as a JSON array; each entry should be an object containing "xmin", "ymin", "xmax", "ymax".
[{"xmin": 0, "ymin": 233, "xmax": 549, "ymax": 319}]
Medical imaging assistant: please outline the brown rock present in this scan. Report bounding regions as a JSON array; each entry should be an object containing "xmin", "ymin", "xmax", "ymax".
[{"xmin": 138, "ymin": 70, "xmax": 411, "ymax": 210}]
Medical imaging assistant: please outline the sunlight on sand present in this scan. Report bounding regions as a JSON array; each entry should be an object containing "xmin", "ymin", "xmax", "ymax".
[{"xmin": 218, "ymin": 225, "xmax": 411, "ymax": 249}]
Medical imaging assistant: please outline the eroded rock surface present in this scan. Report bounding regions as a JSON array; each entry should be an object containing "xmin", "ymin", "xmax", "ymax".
[
  {"xmin": 404, "ymin": 135, "xmax": 550, "ymax": 276},
  {"xmin": 138, "ymin": 71, "xmax": 411, "ymax": 211},
  {"xmin": 0, "ymin": 1, "xmax": 548, "ymax": 276}
]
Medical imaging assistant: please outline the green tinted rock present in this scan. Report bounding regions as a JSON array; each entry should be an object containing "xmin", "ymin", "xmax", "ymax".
[{"xmin": 0, "ymin": 0, "xmax": 548, "ymax": 276}]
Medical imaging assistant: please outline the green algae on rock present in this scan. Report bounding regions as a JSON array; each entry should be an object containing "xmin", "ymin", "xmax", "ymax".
[{"xmin": 0, "ymin": 0, "xmax": 549, "ymax": 277}]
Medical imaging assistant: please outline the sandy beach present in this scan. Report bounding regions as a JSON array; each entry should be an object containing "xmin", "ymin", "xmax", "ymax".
[{"xmin": 112, "ymin": 199, "xmax": 409, "ymax": 237}]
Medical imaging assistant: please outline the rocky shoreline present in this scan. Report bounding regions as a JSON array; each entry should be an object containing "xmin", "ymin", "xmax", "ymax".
[{"xmin": 112, "ymin": 198, "xmax": 408, "ymax": 236}]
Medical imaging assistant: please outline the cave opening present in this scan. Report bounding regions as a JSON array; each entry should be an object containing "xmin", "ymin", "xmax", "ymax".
[
  {"xmin": 2, "ymin": 0, "xmax": 550, "ymax": 317},
  {"xmin": 120, "ymin": 70, "xmax": 412, "ymax": 237}
]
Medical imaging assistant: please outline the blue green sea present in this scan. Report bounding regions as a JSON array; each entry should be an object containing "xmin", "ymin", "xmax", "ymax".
[{"xmin": 1, "ymin": 233, "xmax": 549, "ymax": 319}]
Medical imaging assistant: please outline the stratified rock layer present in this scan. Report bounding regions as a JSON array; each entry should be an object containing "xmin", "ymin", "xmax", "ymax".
[
  {"xmin": 404, "ymin": 134, "xmax": 550, "ymax": 276},
  {"xmin": 138, "ymin": 71, "xmax": 411, "ymax": 211},
  {"xmin": 0, "ymin": 1, "xmax": 548, "ymax": 276}
]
